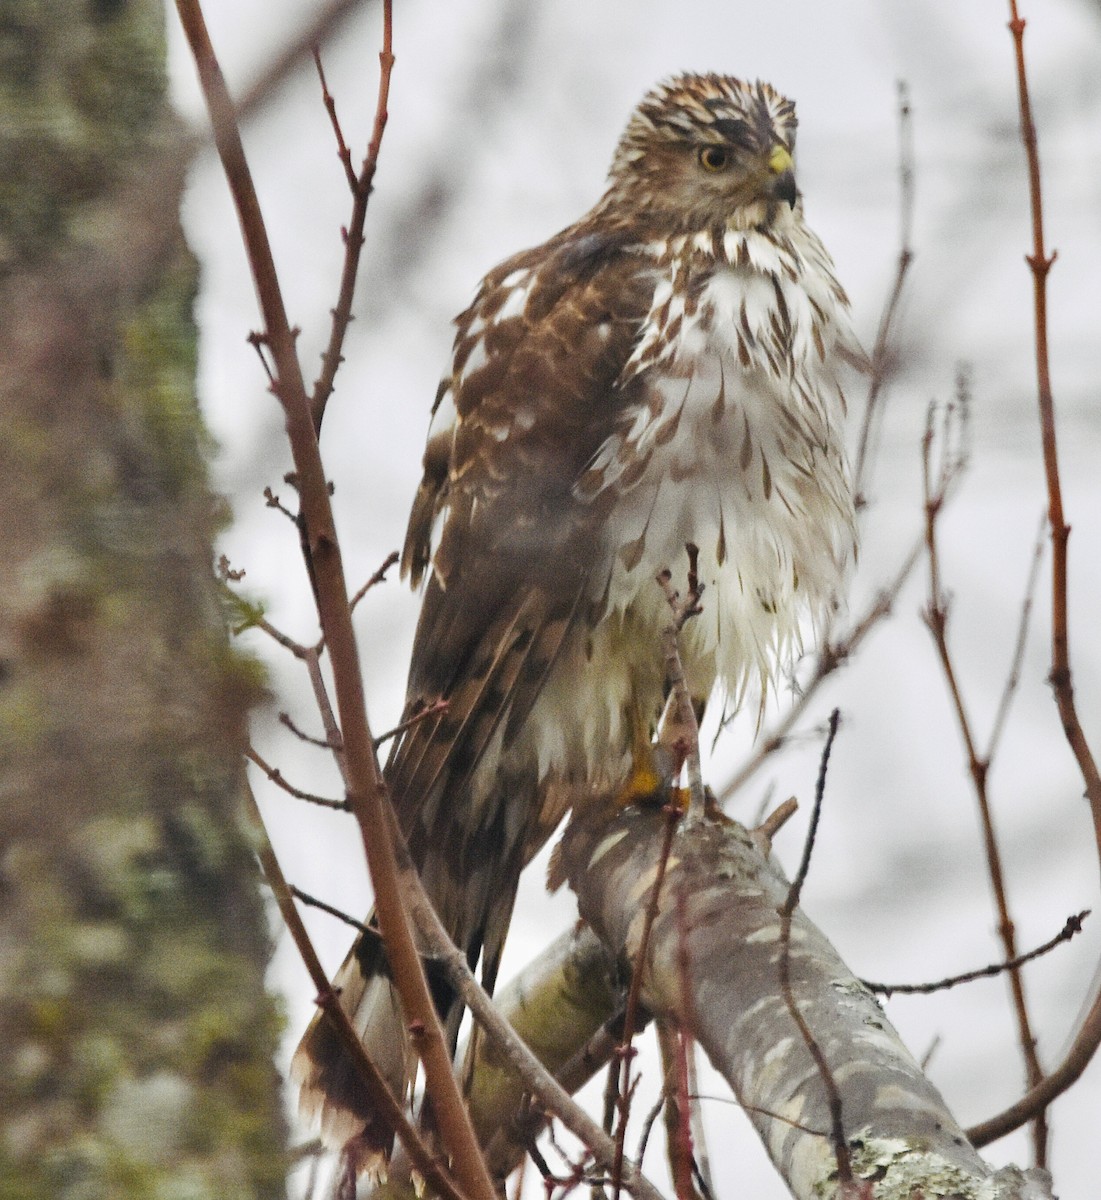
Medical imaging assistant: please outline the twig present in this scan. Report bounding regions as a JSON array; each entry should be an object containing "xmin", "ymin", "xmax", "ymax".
[
  {"xmin": 381, "ymin": 804, "xmax": 668, "ymax": 1200},
  {"xmin": 291, "ymin": 885, "xmax": 373, "ymax": 935},
  {"xmin": 241, "ymin": 783, "xmax": 469, "ymax": 1200},
  {"xmin": 252, "ymin": 613, "xmax": 311, "ymax": 657},
  {"xmin": 233, "ymin": 0, "xmax": 369, "ymax": 127},
  {"xmin": 969, "ymin": 990, "xmax": 1101, "ymax": 1147},
  {"xmin": 278, "ymin": 711, "xmax": 336, "ymax": 749},
  {"xmin": 612, "ymin": 804, "xmax": 681, "ymax": 1200},
  {"xmin": 782, "ymin": 710, "xmax": 840, "ymax": 918},
  {"xmin": 374, "ymin": 698, "xmax": 450, "ymax": 750},
  {"xmin": 921, "ymin": 400, "xmax": 1046, "ymax": 1160},
  {"xmin": 1007, "ymin": 0, "xmax": 1101, "ymax": 850},
  {"xmin": 854, "ymin": 80, "xmax": 916, "ymax": 499},
  {"xmin": 753, "ymin": 796, "xmax": 799, "ymax": 852},
  {"xmin": 986, "ymin": 514, "xmax": 1046, "ymax": 762},
  {"xmin": 310, "ymin": 0, "xmax": 395, "ymax": 431},
  {"xmin": 657, "ymin": 550, "xmax": 706, "ymax": 818},
  {"xmin": 655, "ymin": 1021, "xmax": 700, "ymax": 1200},
  {"xmin": 350, "ymin": 550, "xmax": 400, "ymax": 612},
  {"xmin": 864, "ymin": 911, "xmax": 1089, "ymax": 996},
  {"xmin": 173, "ymin": 8, "xmax": 496, "ymax": 1196},
  {"xmin": 968, "ymin": 7, "xmax": 1101, "ymax": 1145},
  {"xmin": 777, "ymin": 712, "xmax": 851, "ymax": 1182},
  {"xmin": 263, "ymin": 484, "xmax": 298, "ymax": 523},
  {"xmin": 246, "ymin": 747, "xmax": 347, "ymax": 810}
]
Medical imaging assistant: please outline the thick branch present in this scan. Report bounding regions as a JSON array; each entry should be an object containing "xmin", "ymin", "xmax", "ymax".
[{"xmin": 559, "ymin": 806, "xmax": 1053, "ymax": 1200}]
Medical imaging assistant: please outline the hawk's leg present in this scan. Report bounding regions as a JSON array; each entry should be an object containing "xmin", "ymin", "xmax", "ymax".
[{"xmin": 612, "ymin": 699, "xmax": 681, "ymax": 810}]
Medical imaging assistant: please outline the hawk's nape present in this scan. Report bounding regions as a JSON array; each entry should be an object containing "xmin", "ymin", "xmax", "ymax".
[{"xmin": 292, "ymin": 72, "xmax": 859, "ymax": 1156}]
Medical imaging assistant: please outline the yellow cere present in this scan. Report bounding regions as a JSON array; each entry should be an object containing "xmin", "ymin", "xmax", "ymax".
[{"xmin": 768, "ymin": 144, "xmax": 793, "ymax": 175}]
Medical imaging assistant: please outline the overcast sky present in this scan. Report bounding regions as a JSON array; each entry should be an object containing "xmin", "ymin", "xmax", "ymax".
[{"xmin": 169, "ymin": 3, "xmax": 1101, "ymax": 1195}]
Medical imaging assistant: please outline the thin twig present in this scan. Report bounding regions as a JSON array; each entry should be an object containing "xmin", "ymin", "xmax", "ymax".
[
  {"xmin": 246, "ymin": 747, "xmax": 347, "ymax": 810},
  {"xmin": 986, "ymin": 514, "xmax": 1046, "ymax": 762},
  {"xmin": 613, "ymin": 804, "xmax": 681, "ymax": 1200},
  {"xmin": 291, "ymin": 884, "xmax": 373, "ymax": 935},
  {"xmin": 233, "ymin": 0, "xmax": 369, "ymax": 127},
  {"xmin": 864, "ymin": 911, "xmax": 1089, "ymax": 996},
  {"xmin": 173, "ymin": 8, "xmax": 495, "ymax": 1195},
  {"xmin": 782, "ymin": 710, "xmax": 840, "ymax": 918},
  {"xmin": 310, "ymin": 1, "xmax": 395, "ymax": 431},
  {"xmin": 921, "ymin": 400, "xmax": 1047, "ymax": 1159},
  {"xmin": 968, "ymin": 7, "xmax": 1101, "ymax": 1146},
  {"xmin": 279, "ymin": 711, "xmax": 336, "ymax": 749},
  {"xmin": 350, "ymin": 550, "xmax": 400, "ymax": 612},
  {"xmin": 777, "ymin": 712, "xmax": 851, "ymax": 1182},
  {"xmin": 381, "ymin": 804, "xmax": 668, "ymax": 1200},
  {"xmin": 854, "ymin": 80, "xmax": 916, "ymax": 499},
  {"xmin": 1007, "ymin": 0, "xmax": 1101, "ymax": 857},
  {"xmin": 374, "ymin": 697, "xmax": 450, "ymax": 750},
  {"xmin": 263, "ymin": 484, "xmax": 298, "ymax": 522},
  {"xmin": 969, "ymin": 991, "xmax": 1101, "ymax": 1147},
  {"xmin": 657, "ymin": 550, "xmax": 706, "ymax": 818},
  {"xmin": 242, "ymin": 783, "xmax": 469, "ymax": 1200}
]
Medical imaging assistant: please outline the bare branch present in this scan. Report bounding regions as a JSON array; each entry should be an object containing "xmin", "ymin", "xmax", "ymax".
[
  {"xmin": 247, "ymin": 747, "xmax": 347, "ymax": 811},
  {"xmin": 853, "ymin": 80, "xmax": 916, "ymax": 498},
  {"xmin": 921, "ymin": 398, "xmax": 1047, "ymax": 1159},
  {"xmin": 173, "ymin": 7, "xmax": 494, "ymax": 1193},
  {"xmin": 864, "ymin": 911, "xmax": 1089, "ymax": 996}
]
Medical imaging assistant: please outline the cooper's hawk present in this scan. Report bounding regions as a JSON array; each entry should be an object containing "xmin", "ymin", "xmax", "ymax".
[{"xmin": 294, "ymin": 72, "xmax": 858, "ymax": 1146}]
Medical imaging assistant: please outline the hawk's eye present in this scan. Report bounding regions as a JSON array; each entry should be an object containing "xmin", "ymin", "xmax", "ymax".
[{"xmin": 697, "ymin": 145, "xmax": 731, "ymax": 172}]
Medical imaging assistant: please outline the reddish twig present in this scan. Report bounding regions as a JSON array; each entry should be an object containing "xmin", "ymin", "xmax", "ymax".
[
  {"xmin": 612, "ymin": 803, "xmax": 681, "ymax": 1200},
  {"xmin": 174, "ymin": 7, "xmax": 495, "ymax": 1196},
  {"xmin": 1007, "ymin": 0, "xmax": 1101, "ymax": 852},
  {"xmin": 247, "ymin": 747, "xmax": 347, "ymax": 811},
  {"xmin": 278, "ymin": 711, "xmax": 337, "ymax": 749},
  {"xmin": 242, "ymin": 784, "xmax": 469, "ymax": 1200},
  {"xmin": 921, "ymin": 400, "xmax": 1047, "ymax": 1160},
  {"xmin": 657, "ymin": 552, "xmax": 706, "ymax": 817},
  {"xmin": 263, "ymin": 484, "xmax": 298, "ymax": 523},
  {"xmin": 967, "ymin": 4, "xmax": 1101, "ymax": 1148},
  {"xmin": 310, "ymin": 1, "xmax": 395, "ymax": 431},
  {"xmin": 233, "ymin": 0, "xmax": 368, "ymax": 128},
  {"xmin": 969, "ymin": 992, "xmax": 1101, "ymax": 1148},
  {"xmin": 350, "ymin": 549, "xmax": 400, "ymax": 612},
  {"xmin": 864, "ymin": 911, "xmax": 1089, "ymax": 996}
]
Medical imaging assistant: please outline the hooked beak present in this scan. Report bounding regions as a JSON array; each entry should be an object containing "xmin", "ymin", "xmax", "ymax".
[{"xmin": 767, "ymin": 144, "xmax": 798, "ymax": 209}]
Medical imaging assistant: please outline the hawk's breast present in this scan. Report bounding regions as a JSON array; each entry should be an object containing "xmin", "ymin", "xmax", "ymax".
[{"xmin": 514, "ymin": 224, "xmax": 858, "ymax": 791}]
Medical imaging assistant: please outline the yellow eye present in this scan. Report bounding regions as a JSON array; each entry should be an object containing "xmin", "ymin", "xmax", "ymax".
[{"xmin": 697, "ymin": 145, "xmax": 730, "ymax": 172}]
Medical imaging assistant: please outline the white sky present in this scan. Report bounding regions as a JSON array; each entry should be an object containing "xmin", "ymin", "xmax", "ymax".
[{"xmin": 169, "ymin": 2, "xmax": 1101, "ymax": 1196}]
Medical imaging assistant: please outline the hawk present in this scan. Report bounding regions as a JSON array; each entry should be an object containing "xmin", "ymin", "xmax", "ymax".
[{"xmin": 293, "ymin": 72, "xmax": 858, "ymax": 1146}]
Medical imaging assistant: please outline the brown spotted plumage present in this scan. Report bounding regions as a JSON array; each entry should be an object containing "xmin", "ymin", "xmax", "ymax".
[{"xmin": 293, "ymin": 73, "xmax": 860, "ymax": 1150}]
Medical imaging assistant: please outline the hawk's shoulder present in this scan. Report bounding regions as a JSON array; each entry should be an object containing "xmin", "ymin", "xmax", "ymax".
[{"xmin": 402, "ymin": 223, "xmax": 657, "ymax": 590}]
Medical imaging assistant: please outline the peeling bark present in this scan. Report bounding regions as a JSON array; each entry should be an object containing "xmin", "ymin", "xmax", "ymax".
[{"xmin": 559, "ymin": 806, "xmax": 1053, "ymax": 1200}]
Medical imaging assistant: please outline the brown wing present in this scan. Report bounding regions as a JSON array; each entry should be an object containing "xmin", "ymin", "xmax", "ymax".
[{"xmin": 385, "ymin": 229, "xmax": 654, "ymax": 971}]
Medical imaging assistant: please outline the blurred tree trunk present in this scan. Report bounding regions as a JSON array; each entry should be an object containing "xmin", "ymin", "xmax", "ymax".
[{"xmin": 0, "ymin": 4, "xmax": 287, "ymax": 1196}]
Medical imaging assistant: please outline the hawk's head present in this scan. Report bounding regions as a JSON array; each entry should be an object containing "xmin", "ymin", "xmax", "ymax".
[{"xmin": 604, "ymin": 74, "xmax": 799, "ymax": 234}]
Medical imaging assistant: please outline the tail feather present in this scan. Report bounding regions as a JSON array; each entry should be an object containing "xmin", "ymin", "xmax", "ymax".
[
  {"xmin": 290, "ymin": 928, "xmax": 416, "ymax": 1153},
  {"xmin": 290, "ymin": 782, "xmax": 543, "ymax": 1149}
]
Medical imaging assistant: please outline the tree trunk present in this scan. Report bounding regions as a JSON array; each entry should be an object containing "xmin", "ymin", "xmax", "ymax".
[{"xmin": 0, "ymin": 5, "xmax": 287, "ymax": 1196}]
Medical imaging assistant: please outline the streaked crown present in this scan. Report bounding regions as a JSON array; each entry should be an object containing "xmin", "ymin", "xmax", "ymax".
[{"xmin": 601, "ymin": 74, "xmax": 800, "ymax": 233}]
